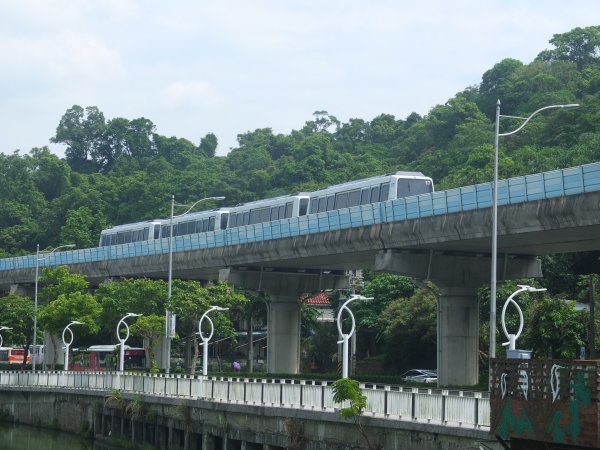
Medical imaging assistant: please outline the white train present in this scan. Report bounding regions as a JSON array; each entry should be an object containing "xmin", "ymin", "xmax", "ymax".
[{"xmin": 99, "ymin": 171, "xmax": 433, "ymax": 247}]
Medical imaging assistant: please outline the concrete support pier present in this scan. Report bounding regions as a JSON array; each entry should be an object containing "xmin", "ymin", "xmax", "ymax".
[
  {"xmin": 374, "ymin": 249, "xmax": 542, "ymax": 385},
  {"xmin": 220, "ymin": 267, "xmax": 349, "ymax": 374}
]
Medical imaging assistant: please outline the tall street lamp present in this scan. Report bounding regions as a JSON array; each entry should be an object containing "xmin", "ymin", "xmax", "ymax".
[
  {"xmin": 336, "ymin": 295, "xmax": 372, "ymax": 378},
  {"xmin": 0, "ymin": 326, "xmax": 12, "ymax": 348},
  {"xmin": 117, "ymin": 313, "xmax": 142, "ymax": 372},
  {"xmin": 165, "ymin": 195, "xmax": 225, "ymax": 374},
  {"xmin": 490, "ymin": 100, "xmax": 578, "ymax": 363},
  {"xmin": 62, "ymin": 321, "xmax": 83, "ymax": 371},
  {"xmin": 501, "ymin": 285, "xmax": 546, "ymax": 352},
  {"xmin": 33, "ymin": 243, "xmax": 75, "ymax": 373},
  {"xmin": 198, "ymin": 306, "xmax": 229, "ymax": 376}
]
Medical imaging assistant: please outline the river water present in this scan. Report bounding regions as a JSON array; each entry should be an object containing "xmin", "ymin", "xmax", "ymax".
[{"xmin": 0, "ymin": 423, "xmax": 115, "ymax": 450}]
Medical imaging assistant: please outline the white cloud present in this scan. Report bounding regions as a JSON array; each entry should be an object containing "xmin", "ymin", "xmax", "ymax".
[
  {"xmin": 1, "ymin": 0, "xmax": 599, "ymax": 156},
  {"xmin": 160, "ymin": 80, "xmax": 225, "ymax": 109}
]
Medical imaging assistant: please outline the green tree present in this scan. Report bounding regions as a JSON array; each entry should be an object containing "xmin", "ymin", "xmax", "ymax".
[
  {"xmin": 522, "ymin": 292, "xmax": 588, "ymax": 358},
  {"xmin": 94, "ymin": 278, "xmax": 167, "ymax": 343},
  {"xmin": 51, "ymin": 105, "xmax": 106, "ymax": 172},
  {"xmin": 378, "ymin": 282, "xmax": 438, "ymax": 371},
  {"xmin": 38, "ymin": 291, "xmax": 101, "ymax": 368},
  {"xmin": 130, "ymin": 314, "xmax": 165, "ymax": 372},
  {"xmin": 199, "ymin": 132, "xmax": 218, "ymax": 158},
  {"xmin": 536, "ymin": 26, "xmax": 600, "ymax": 70},
  {"xmin": 332, "ymin": 377, "xmax": 378, "ymax": 450},
  {"xmin": 352, "ymin": 274, "xmax": 416, "ymax": 357},
  {"xmin": 168, "ymin": 280, "xmax": 248, "ymax": 374},
  {"xmin": 60, "ymin": 206, "xmax": 108, "ymax": 249},
  {"xmin": 0, "ymin": 294, "xmax": 34, "ymax": 369},
  {"xmin": 38, "ymin": 266, "xmax": 89, "ymax": 305}
]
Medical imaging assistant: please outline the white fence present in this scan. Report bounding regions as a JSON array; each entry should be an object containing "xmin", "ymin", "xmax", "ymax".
[{"xmin": 0, "ymin": 371, "xmax": 490, "ymax": 428}]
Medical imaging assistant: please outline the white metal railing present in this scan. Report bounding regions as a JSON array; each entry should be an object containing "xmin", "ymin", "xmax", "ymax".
[{"xmin": 0, "ymin": 371, "xmax": 490, "ymax": 428}]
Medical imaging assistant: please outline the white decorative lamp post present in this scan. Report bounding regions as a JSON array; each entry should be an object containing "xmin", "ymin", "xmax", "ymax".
[
  {"xmin": 501, "ymin": 285, "xmax": 546, "ymax": 355},
  {"xmin": 62, "ymin": 321, "xmax": 83, "ymax": 371},
  {"xmin": 198, "ymin": 306, "xmax": 229, "ymax": 376},
  {"xmin": 336, "ymin": 295, "xmax": 372, "ymax": 378},
  {"xmin": 117, "ymin": 313, "xmax": 142, "ymax": 372}
]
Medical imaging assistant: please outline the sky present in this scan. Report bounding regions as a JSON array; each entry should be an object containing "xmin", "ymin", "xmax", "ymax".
[{"xmin": 1, "ymin": 1, "xmax": 598, "ymax": 158}]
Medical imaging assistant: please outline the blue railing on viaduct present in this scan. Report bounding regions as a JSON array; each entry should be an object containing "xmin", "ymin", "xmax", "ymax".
[{"xmin": 2, "ymin": 162, "xmax": 600, "ymax": 271}]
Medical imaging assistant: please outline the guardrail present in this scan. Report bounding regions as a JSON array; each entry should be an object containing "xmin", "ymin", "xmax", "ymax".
[
  {"xmin": 1, "ymin": 162, "xmax": 600, "ymax": 271},
  {"xmin": 0, "ymin": 371, "xmax": 490, "ymax": 429}
]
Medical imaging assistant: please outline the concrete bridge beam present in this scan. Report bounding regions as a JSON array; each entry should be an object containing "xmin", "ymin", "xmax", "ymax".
[
  {"xmin": 219, "ymin": 267, "xmax": 349, "ymax": 374},
  {"xmin": 374, "ymin": 249, "xmax": 542, "ymax": 386}
]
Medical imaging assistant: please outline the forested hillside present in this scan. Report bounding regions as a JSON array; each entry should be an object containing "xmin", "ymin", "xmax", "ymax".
[
  {"xmin": 2, "ymin": 27, "xmax": 599, "ymax": 260},
  {"xmin": 1, "ymin": 26, "xmax": 599, "ymax": 375}
]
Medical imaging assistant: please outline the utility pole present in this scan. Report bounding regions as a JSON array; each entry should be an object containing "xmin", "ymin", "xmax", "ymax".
[{"xmin": 589, "ymin": 274, "xmax": 596, "ymax": 359}]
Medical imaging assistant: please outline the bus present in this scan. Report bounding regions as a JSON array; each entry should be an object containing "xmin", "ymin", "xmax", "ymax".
[
  {"xmin": 71, "ymin": 345, "xmax": 146, "ymax": 372},
  {"xmin": 0, "ymin": 347, "xmax": 30, "ymax": 364}
]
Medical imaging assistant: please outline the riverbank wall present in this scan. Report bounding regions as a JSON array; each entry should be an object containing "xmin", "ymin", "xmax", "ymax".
[{"xmin": 0, "ymin": 387, "xmax": 495, "ymax": 449}]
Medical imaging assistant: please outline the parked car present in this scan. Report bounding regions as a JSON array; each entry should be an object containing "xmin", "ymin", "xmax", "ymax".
[{"xmin": 401, "ymin": 369, "xmax": 437, "ymax": 383}]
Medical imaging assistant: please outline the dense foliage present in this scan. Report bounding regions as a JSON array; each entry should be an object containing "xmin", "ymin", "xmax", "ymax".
[{"xmin": 1, "ymin": 26, "xmax": 600, "ymax": 377}]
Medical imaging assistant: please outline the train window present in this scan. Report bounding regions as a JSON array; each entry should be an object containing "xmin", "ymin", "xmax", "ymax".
[
  {"xmin": 117, "ymin": 233, "xmax": 125, "ymax": 245},
  {"xmin": 209, "ymin": 217, "xmax": 215, "ymax": 230},
  {"xmin": 360, "ymin": 189, "xmax": 370, "ymax": 205},
  {"xmin": 185, "ymin": 221, "xmax": 194, "ymax": 235},
  {"xmin": 154, "ymin": 227, "xmax": 160, "ymax": 240},
  {"xmin": 278, "ymin": 205, "xmax": 286, "ymax": 219},
  {"xmin": 318, "ymin": 197, "xmax": 327, "ymax": 213},
  {"xmin": 229, "ymin": 214, "xmax": 237, "ymax": 228},
  {"xmin": 326, "ymin": 196, "xmax": 335, "ymax": 211},
  {"xmin": 143, "ymin": 227, "xmax": 150, "ymax": 240},
  {"xmin": 370, "ymin": 186, "xmax": 380, "ymax": 202},
  {"xmin": 243, "ymin": 211, "xmax": 250, "ymax": 226},
  {"xmin": 271, "ymin": 207, "xmax": 279, "ymax": 220},
  {"xmin": 285, "ymin": 202, "xmax": 293, "ymax": 218},
  {"xmin": 132, "ymin": 230, "xmax": 140, "ymax": 242},
  {"xmin": 309, "ymin": 198, "xmax": 320, "ymax": 214},
  {"xmin": 335, "ymin": 192, "xmax": 348, "ymax": 209},
  {"xmin": 396, "ymin": 179, "xmax": 411, "ymax": 198},
  {"xmin": 249, "ymin": 209, "xmax": 261, "ymax": 225},
  {"xmin": 220, "ymin": 213, "xmax": 229, "ymax": 230},
  {"xmin": 348, "ymin": 190, "xmax": 361, "ymax": 207},
  {"xmin": 380, "ymin": 183, "xmax": 390, "ymax": 201},
  {"xmin": 111, "ymin": 234, "xmax": 117, "ymax": 246},
  {"xmin": 261, "ymin": 208, "xmax": 271, "ymax": 223},
  {"xmin": 408, "ymin": 179, "xmax": 433, "ymax": 196},
  {"xmin": 161, "ymin": 225, "xmax": 169, "ymax": 238},
  {"xmin": 299, "ymin": 198, "xmax": 309, "ymax": 215}
]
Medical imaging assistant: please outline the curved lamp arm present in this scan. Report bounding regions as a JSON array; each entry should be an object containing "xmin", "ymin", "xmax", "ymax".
[
  {"xmin": 501, "ymin": 285, "xmax": 546, "ymax": 348},
  {"xmin": 336, "ymin": 295, "xmax": 373, "ymax": 340},
  {"xmin": 173, "ymin": 196, "xmax": 226, "ymax": 218},
  {"xmin": 117, "ymin": 313, "xmax": 142, "ymax": 343},
  {"xmin": 198, "ymin": 306, "xmax": 229, "ymax": 343},
  {"xmin": 499, "ymin": 103, "xmax": 579, "ymax": 137},
  {"xmin": 0, "ymin": 326, "xmax": 12, "ymax": 348},
  {"xmin": 62, "ymin": 321, "xmax": 83, "ymax": 348}
]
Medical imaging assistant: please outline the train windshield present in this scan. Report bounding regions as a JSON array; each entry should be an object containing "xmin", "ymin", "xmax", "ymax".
[{"xmin": 397, "ymin": 179, "xmax": 433, "ymax": 197}]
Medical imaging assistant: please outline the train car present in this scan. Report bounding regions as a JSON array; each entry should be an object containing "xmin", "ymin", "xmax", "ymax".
[
  {"xmin": 307, "ymin": 171, "xmax": 434, "ymax": 214},
  {"xmin": 159, "ymin": 209, "xmax": 230, "ymax": 239},
  {"xmin": 71, "ymin": 345, "xmax": 146, "ymax": 372},
  {"xmin": 227, "ymin": 194, "xmax": 310, "ymax": 228},
  {"xmin": 99, "ymin": 220, "xmax": 162, "ymax": 247},
  {"xmin": 96, "ymin": 171, "xmax": 433, "ymax": 245}
]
